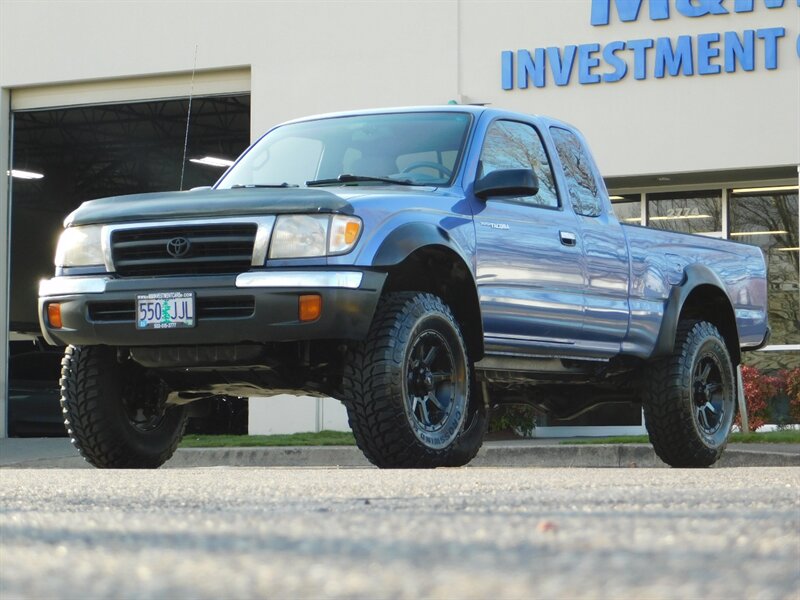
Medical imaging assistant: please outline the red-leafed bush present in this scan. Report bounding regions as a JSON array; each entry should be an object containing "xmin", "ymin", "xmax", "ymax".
[
  {"xmin": 737, "ymin": 365, "xmax": 780, "ymax": 431},
  {"xmin": 782, "ymin": 368, "xmax": 800, "ymax": 423}
]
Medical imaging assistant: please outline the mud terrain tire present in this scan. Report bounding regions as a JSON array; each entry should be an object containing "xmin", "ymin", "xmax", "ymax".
[
  {"xmin": 342, "ymin": 292, "xmax": 485, "ymax": 468},
  {"xmin": 60, "ymin": 345, "xmax": 187, "ymax": 468},
  {"xmin": 644, "ymin": 320, "xmax": 736, "ymax": 468}
]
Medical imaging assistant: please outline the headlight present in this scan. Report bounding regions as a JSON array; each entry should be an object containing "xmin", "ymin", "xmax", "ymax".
[
  {"xmin": 55, "ymin": 225, "xmax": 105, "ymax": 267},
  {"xmin": 269, "ymin": 215, "xmax": 362, "ymax": 259}
]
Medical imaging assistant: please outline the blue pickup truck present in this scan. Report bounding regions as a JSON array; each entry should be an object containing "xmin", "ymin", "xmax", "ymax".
[{"xmin": 39, "ymin": 106, "xmax": 769, "ymax": 469}]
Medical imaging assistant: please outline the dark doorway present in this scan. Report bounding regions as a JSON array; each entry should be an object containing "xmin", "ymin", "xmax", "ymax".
[
  {"xmin": 10, "ymin": 94, "xmax": 251, "ymax": 332},
  {"xmin": 7, "ymin": 94, "xmax": 250, "ymax": 436}
]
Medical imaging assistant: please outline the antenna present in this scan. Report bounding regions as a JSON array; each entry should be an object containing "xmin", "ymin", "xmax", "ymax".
[{"xmin": 179, "ymin": 45, "xmax": 198, "ymax": 191}]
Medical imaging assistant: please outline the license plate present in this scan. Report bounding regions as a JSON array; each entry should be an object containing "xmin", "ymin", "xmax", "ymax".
[{"xmin": 136, "ymin": 292, "xmax": 195, "ymax": 330}]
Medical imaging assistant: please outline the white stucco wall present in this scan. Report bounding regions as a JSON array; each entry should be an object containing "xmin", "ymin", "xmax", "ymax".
[
  {"xmin": 248, "ymin": 396, "xmax": 350, "ymax": 435},
  {"xmin": 1, "ymin": 1, "xmax": 797, "ymax": 177}
]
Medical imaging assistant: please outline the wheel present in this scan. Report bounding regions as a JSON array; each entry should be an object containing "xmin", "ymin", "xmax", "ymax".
[
  {"xmin": 400, "ymin": 161, "xmax": 453, "ymax": 178},
  {"xmin": 342, "ymin": 292, "xmax": 485, "ymax": 468},
  {"xmin": 643, "ymin": 320, "xmax": 736, "ymax": 468},
  {"xmin": 60, "ymin": 345, "xmax": 188, "ymax": 468}
]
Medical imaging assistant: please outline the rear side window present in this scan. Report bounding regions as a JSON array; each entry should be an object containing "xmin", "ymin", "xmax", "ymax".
[
  {"xmin": 478, "ymin": 120, "xmax": 559, "ymax": 208},
  {"xmin": 550, "ymin": 127, "xmax": 604, "ymax": 217}
]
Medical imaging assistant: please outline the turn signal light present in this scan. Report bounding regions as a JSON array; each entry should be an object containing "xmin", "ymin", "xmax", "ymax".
[
  {"xmin": 299, "ymin": 294, "xmax": 322, "ymax": 322},
  {"xmin": 344, "ymin": 220, "xmax": 360, "ymax": 244},
  {"xmin": 48, "ymin": 303, "xmax": 63, "ymax": 329}
]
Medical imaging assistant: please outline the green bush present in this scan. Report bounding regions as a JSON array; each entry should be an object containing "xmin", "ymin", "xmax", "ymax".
[{"xmin": 488, "ymin": 404, "xmax": 537, "ymax": 437}]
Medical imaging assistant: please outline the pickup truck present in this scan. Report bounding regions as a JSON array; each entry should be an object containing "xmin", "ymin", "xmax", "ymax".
[{"xmin": 39, "ymin": 106, "xmax": 770, "ymax": 469}]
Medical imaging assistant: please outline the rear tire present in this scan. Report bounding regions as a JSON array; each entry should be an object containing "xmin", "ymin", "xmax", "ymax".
[
  {"xmin": 342, "ymin": 292, "xmax": 485, "ymax": 468},
  {"xmin": 643, "ymin": 320, "xmax": 736, "ymax": 468},
  {"xmin": 60, "ymin": 345, "xmax": 187, "ymax": 468}
]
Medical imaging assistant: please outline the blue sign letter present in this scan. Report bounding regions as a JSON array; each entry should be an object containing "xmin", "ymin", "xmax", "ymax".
[
  {"xmin": 591, "ymin": 0, "xmax": 669, "ymax": 25},
  {"xmin": 547, "ymin": 46, "xmax": 578, "ymax": 85},
  {"xmin": 518, "ymin": 49, "xmax": 546, "ymax": 88},
  {"xmin": 757, "ymin": 27, "xmax": 785, "ymax": 69},
  {"xmin": 676, "ymin": 0, "xmax": 728, "ymax": 17},
  {"xmin": 578, "ymin": 44, "xmax": 602, "ymax": 84},
  {"xmin": 697, "ymin": 33, "xmax": 722, "ymax": 74},
  {"xmin": 734, "ymin": 0, "xmax": 786, "ymax": 11},
  {"xmin": 502, "ymin": 51, "xmax": 514, "ymax": 90},
  {"xmin": 654, "ymin": 36, "xmax": 695, "ymax": 77},
  {"xmin": 602, "ymin": 41, "xmax": 629, "ymax": 82},
  {"xmin": 724, "ymin": 30, "xmax": 755, "ymax": 71},
  {"xmin": 627, "ymin": 38, "xmax": 655, "ymax": 79}
]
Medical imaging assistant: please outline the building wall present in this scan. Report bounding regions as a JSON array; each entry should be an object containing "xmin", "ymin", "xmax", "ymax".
[
  {"xmin": 1, "ymin": 1, "xmax": 797, "ymax": 176},
  {"xmin": 460, "ymin": 1, "xmax": 800, "ymax": 176}
]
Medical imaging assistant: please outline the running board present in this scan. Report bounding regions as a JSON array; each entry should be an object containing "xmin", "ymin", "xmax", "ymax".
[{"xmin": 475, "ymin": 355, "xmax": 609, "ymax": 384}]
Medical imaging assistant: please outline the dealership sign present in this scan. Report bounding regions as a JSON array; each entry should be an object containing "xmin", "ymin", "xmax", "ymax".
[{"xmin": 501, "ymin": 0, "xmax": 798, "ymax": 89}]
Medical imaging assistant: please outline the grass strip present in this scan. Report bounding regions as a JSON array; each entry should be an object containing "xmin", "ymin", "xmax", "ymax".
[
  {"xmin": 180, "ymin": 429, "xmax": 798, "ymax": 448},
  {"xmin": 559, "ymin": 430, "xmax": 800, "ymax": 445},
  {"xmin": 180, "ymin": 430, "xmax": 356, "ymax": 448}
]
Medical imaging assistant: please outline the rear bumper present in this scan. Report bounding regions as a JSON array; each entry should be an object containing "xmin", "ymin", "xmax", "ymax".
[{"xmin": 38, "ymin": 270, "xmax": 386, "ymax": 347}]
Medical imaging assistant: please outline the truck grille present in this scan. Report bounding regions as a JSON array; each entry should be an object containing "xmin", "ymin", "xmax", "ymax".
[{"xmin": 110, "ymin": 224, "xmax": 257, "ymax": 277}]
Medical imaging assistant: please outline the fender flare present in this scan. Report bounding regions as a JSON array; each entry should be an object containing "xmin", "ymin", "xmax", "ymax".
[
  {"xmin": 652, "ymin": 263, "xmax": 740, "ymax": 362},
  {"xmin": 368, "ymin": 222, "xmax": 484, "ymax": 358},
  {"xmin": 370, "ymin": 221, "xmax": 471, "ymax": 268}
]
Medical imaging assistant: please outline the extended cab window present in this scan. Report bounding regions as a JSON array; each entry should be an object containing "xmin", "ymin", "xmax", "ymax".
[
  {"xmin": 478, "ymin": 120, "xmax": 559, "ymax": 208},
  {"xmin": 550, "ymin": 127, "xmax": 604, "ymax": 217}
]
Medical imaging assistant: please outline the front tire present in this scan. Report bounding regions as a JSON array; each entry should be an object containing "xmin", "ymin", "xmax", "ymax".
[
  {"xmin": 342, "ymin": 292, "xmax": 485, "ymax": 468},
  {"xmin": 60, "ymin": 345, "xmax": 187, "ymax": 468},
  {"xmin": 643, "ymin": 320, "xmax": 736, "ymax": 468}
]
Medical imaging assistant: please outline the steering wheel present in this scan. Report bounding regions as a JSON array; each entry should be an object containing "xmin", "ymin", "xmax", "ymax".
[{"xmin": 401, "ymin": 161, "xmax": 453, "ymax": 178}]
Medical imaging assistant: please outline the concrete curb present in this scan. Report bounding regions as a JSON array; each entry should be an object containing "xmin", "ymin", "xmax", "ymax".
[{"xmin": 2, "ymin": 441, "xmax": 797, "ymax": 469}]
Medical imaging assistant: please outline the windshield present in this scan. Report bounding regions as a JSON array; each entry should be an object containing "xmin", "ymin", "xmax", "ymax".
[{"xmin": 216, "ymin": 111, "xmax": 472, "ymax": 189}]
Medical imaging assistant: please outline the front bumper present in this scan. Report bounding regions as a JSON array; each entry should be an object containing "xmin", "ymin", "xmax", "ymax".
[{"xmin": 38, "ymin": 270, "xmax": 386, "ymax": 347}]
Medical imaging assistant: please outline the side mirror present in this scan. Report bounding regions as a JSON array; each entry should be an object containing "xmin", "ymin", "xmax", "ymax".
[{"xmin": 473, "ymin": 168, "xmax": 539, "ymax": 199}]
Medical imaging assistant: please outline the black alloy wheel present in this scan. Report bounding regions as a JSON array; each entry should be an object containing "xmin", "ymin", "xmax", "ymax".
[
  {"xmin": 644, "ymin": 320, "xmax": 736, "ymax": 467},
  {"xmin": 342, "ymin": 292, "xmax": 484, "ymax": 468},
  {"xmin": 60, "ymin": 345, "xmax": 187, "ymax": 468}
]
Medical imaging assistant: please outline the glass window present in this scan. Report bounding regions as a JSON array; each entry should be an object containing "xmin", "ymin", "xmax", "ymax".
[
  {"xmin": 240, "ymin": 136, "xmax": 324, "ymax": 187},
  {"xmin": 550, "ymin": 127, "xmax": 604, "ymax": 217},
  {"xmin": 478, "ymin": 120, "xmax": 559, "ymax": 208},
  {"xmin": 647, "ymin": 190, "xmax": 722, "ymax": 236},
  {"xmin": 730, "ymin": 190, "xmax": 799, "ymax": 365},
  {"xmin": 217, "ymin": 112, "xmax": 472, "ymax": 188},
  {"xmin": 611, "ymin": 194, "xmax": 642, "ymax": 225}
]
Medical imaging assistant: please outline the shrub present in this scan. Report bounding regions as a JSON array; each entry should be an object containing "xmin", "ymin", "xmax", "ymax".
[
  {"xmin": 489, "ymin": 404, "xmax": 537, "ymax": 437},
  {"xmin": 781, "ymin": 368, "xmax": 800, "ymax": 423},
  {"xmin": 737, "ymin": 365, "xmax": 780, "ymax": 431}
]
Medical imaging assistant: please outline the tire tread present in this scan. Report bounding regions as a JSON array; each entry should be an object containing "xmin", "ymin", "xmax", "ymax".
[
  {"xmin": 60, "ymin": 345, "xmax": 186, "ymax": 469},
  {"xmin": 342, "ymin": 292, "xmax": 482, "ymax": 468},
  {"xmin": 643, "ymin": 320, "xmax": 734, "ymax": 468}
]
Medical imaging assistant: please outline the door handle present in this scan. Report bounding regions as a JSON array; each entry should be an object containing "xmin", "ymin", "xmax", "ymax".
[{"xmin": 559, "ymin": 231, "xmax": 577, "ymax": 246}]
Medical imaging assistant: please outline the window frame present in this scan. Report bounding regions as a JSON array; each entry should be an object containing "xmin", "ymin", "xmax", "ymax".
[
  {"xmin": 474, "ymin": 118, "xmax": 562, "ymax": 211},
  {"xmin": 549, "ymin": 125, "xmax": 606, "ymax": 218}
]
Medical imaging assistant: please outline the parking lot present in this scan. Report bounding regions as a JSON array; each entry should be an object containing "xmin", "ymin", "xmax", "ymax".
[{"xmin": 1, "ymin": 467, "xmax": 798, "ymax": 599}]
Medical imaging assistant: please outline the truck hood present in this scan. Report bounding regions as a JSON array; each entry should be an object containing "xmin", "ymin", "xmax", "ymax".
[
  {"xmin": 64, "ymin": 187, "xmax": 358, "ymax": 227},
  {"xmin": 64, "ymin": 185, "xmax": 444, "ymax": 226}
]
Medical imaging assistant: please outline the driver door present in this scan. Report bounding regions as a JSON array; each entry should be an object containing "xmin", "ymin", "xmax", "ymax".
[{"xmin": 471, "ymin": 119, "xmax": 586, "ymax": 356}]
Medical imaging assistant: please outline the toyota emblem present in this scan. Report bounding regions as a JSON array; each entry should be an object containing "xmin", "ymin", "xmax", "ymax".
[{"xmin": 166, "ymin": 237, "xmax": 191, "ymax": 258}]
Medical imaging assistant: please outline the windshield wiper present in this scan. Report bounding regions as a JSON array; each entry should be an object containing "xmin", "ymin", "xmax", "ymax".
[
  {"xmin": 306, "ymin": 174, "xmax": 417, "ymax": 187},
  {"xmin": 230, "ymin": 183, "xmax": 298, "ymax": 189}
]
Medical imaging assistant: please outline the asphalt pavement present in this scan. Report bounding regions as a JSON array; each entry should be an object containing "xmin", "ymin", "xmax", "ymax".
[
  {"xmin": 1, "ymin": 467, "xmax": 798, "ymax": 599},
  {"xmin": 1, "ymin": 436, "xmax": 798, "ymax": 469}
]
